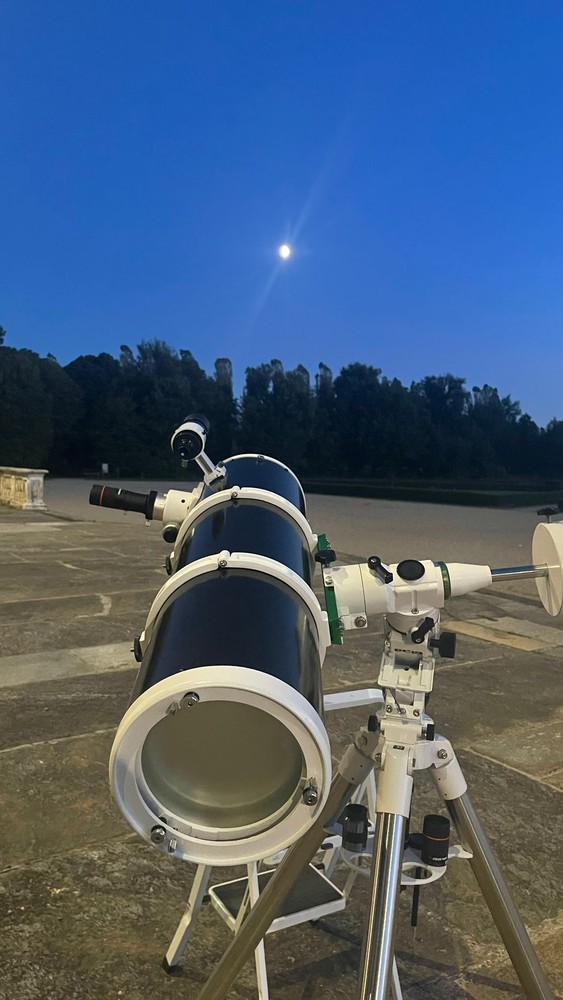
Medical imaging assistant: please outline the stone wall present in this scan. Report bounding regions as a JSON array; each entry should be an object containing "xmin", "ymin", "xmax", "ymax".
[{"xmin": 0, "ymin": 467, "xmax": 49, "ymax": 511}]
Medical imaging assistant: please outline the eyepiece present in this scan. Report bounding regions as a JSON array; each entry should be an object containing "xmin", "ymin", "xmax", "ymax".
[
  {"xmin": 421, "ymin": 814, "xmax": 450, "ymax": 866},
  {"xmin": 89, "ymin": 485, "xmax": 158, "ymax": 518}
]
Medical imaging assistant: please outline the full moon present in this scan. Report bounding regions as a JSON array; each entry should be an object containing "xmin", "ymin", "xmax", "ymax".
[{"xmin": 278, "ymin": 244, "xmax": 292, "ymax": 259}]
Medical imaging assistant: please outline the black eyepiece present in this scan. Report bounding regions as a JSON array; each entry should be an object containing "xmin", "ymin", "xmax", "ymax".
[
  {"xmin": 89, "ymin": 485, "xmax": 157, "ymax": 518},
  {"xmin": 421, "ymin": 814, "xmax": 450, "ymax": 867}
]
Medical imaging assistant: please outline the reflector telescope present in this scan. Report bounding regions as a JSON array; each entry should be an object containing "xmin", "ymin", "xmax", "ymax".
[{"xmin": 93, "ymin": 443, "xmax": 331, "ymax": 865}]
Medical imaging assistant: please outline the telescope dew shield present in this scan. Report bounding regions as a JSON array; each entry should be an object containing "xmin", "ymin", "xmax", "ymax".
[{"xmin": 110, "ymin": 456, "xmax": 332, "ymax": 865}]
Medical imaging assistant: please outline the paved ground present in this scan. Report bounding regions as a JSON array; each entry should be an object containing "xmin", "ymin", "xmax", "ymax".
[{"xmin": 0, "ymin": 479, "xmax": 562, "ymax": 1000}]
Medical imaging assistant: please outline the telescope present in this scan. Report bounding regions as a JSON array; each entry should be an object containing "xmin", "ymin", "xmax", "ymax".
[
  {"xmin": 90, "ymin": 414, "xmax": 560, "ymax": 1000},
  {"xmin": 90, "ymin": 415, "xmax": 332, "ymax": 865}
]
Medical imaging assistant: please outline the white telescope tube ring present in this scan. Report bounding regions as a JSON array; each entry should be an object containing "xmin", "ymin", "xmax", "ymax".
[
  {"xmin": 110, "ymin": 666, "xmax": 332, "ymax": 865},
  {"xmin": 171, "ymin": 485, "xmax": 317, "ymax": 573},
  {"xmin": 140, "ymin": 550, "xmax": 331, "ymax": 660}
]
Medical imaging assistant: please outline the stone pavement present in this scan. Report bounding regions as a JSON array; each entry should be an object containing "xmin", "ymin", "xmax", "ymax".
[{"xmin": 0, "ymin": 481, "xmax": 562, "ymax": 1000}]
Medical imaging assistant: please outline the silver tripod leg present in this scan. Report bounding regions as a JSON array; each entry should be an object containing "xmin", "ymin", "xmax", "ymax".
[
  {"xmin": 357, "ymin": 742, "xmax": 413, "ymax": 1000},
  {"xmin": 445, "ymin": 791, "xmax": 555, "ymax": 1000},
  {"xmin": 358, "ymin": 813, "xmax": 407, "ymax": 1000}
]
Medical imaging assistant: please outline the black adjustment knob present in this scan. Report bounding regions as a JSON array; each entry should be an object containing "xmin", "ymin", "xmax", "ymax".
[
  {"xmin": 367, "ymin": 555, "xmax": 393, "ymax": 584},
  {"xmin": 429, "ymin": 631, "xmax": 457, "ymax": 658},
  {"xmin": 315, "ymin": 548, "xmax": 336, "ymax": 566},
  {"xmin": 537, "ymin": 505, "xmax": 559, "ymax": 518},
  {"xmin": 132, "ymin": 637, "xmax": 143, "ymax": 662},
  {"xmin": 397, "ymin": 559, "xmax": 425, "ymax": 581},
  {"xmin": 162, "ymin": 523, "xmax": 179, "ymax": 543},
  {"xmin": 411, "ymin": 617, "xmax": 435, "ymax": 644}
]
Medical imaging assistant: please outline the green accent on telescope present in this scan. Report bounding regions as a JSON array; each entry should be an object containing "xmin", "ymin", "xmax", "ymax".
[
  {"xmin": 435, "ymin": 561, "xmax": 451, "ymax": 600},
  {"xmin": 317, "ymin": 533, "xmax": 343, "ymax": 645}
]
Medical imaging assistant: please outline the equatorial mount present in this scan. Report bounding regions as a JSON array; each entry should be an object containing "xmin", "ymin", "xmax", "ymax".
[{"xmin": 323, "ymin": 523, "xmax": 563, "ymax": 641}]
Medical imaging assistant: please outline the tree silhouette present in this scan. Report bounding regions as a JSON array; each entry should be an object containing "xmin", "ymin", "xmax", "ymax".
[{"xmin": 0, "ymin": 334, "xmax": 554, "ymax": 482}]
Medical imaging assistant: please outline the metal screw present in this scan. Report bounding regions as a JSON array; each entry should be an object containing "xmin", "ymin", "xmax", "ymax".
[
  {"xmin": 150, "ymin": 826, "xmax": 167, "ymax": 845},
  {"xmin": 166, "ymin": 702, "xmax": 181, "ymax": 715},
  {"xmin": 437, "ymin": 749, "xmax": 448, "ymax": 760},
  {"xmin": 338, "ymin": 619, "xmax": 345, "ymax": 633},
  {"xmin": 218, "ymin": 559, "xmax": 228, "ymax": 568},
  {"xmin": 386, "ymin": 705, "xmax": 393, "ymax": 714},
  {"xmin": 399, "ymin": 707, "xmax": 407, "ymax": 715},
  {"xmin": 413, "ymin": 709, "xmax": 420, "ymax": 718},
  {"xmin": 230, "ymin": 490, "xmax": 239, "ymax": 500},
  {"xmin": 374, "ymin": 752, "xmax": 382, "ymax": 765},
  {"xmin": 354, "ymin": 615, "xmax": 367, "ymax": 628},
  {"xmin": 183, "ymin": 692, "xmax": 200, "ymax": 707},
  {"xmin": 168, "ymin": 838, "xmax": 178, "ymax": 853},
  {"xmin": 412, "ymin": 607, "xmax": 419, "ymax": 615},
  {"xmin": 302, "ymin": 785, "xmax": 319, "ymax": 806},
  {"xmin": 324, "ymin": 576, "xmax": 332, "ymax": 586}
]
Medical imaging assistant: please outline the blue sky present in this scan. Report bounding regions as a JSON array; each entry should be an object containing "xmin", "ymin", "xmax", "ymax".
[{"xmin": 1, "ymin": 1, "xmax": 563, "ymax": 425}]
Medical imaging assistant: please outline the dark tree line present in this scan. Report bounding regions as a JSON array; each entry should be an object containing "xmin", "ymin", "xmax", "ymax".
[{"xmin": 1, "ymin": 331, "xmax": 562, "ymax": 480}]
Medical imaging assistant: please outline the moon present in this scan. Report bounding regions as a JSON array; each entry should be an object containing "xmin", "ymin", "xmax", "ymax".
[{"xmin": 278, "ymin": 244, "xmax": 292, "ymax": 259}]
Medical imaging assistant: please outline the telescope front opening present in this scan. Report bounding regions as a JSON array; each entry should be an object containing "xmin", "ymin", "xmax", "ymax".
[
  {"xmin": 141, "ymin": 700, "xmax": 305, "ymax": 832},
  {"xmin": 111, "ymin": 665, "xmax": 331, "ymax": 864}
]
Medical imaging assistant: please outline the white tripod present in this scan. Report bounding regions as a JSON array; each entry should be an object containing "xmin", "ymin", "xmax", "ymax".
[{"xmin": 191, "ymin": 538, "xmax": 561, "ymax": 1000}]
